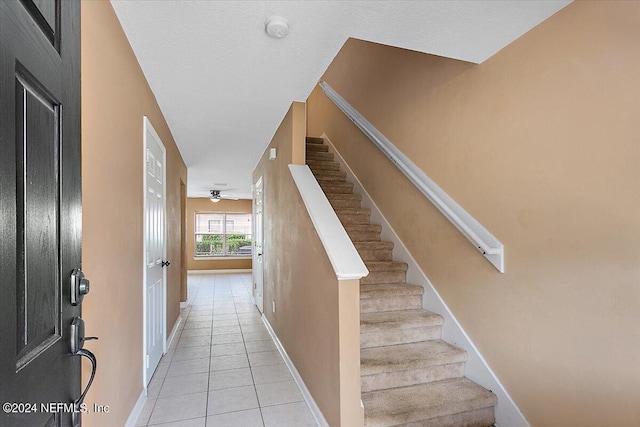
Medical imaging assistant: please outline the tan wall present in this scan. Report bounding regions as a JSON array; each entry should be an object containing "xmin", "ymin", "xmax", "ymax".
[
  {"xmin": 81, "ymin": 1, "xmax": 187, "ymax": 425},
  {"xmin": 186, "ymin": 198, "xmax": 253, "ymax": 271},
  {"xmin": 308, "ymin": 2, "xmax": 640, "ymax": 427},
  {"xmin": 254, "ymin": 102, "xmax": 363, "ymax": 426}
]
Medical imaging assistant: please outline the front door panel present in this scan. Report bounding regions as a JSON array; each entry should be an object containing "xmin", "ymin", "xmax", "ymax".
[{"xmin": 0, "ymin": 1, "xmax": 82, "ymax": 426}]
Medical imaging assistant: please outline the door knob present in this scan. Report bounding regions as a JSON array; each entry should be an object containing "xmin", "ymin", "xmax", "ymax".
[{"xmin": 161, "ymin": 260, "xmax": 171, "ymax": 267}]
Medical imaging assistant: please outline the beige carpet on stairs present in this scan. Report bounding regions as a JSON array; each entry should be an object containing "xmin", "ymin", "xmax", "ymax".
[{"xmin": 305, "ymin": 136, "xmax": 498, "ymax": 427}]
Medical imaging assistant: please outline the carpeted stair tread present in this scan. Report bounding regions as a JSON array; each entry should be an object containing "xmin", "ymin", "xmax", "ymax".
[
  {"xmin": 305, "ymin": 136, "xmax": 324, "ymax": 144},
  {"xmin": 361, "ymin": 309, "xmax": 443, "ymax": 333},
  {"xmin": 354, "ymin": 241, "xmax": 394, "ymax": 261},
  {"xmin": 354, "ymin": 241, "xmax": 394, "ymax": 252},
  {"xmin": 307, "ymin": 159, "xmax": 341, "ymax": 171},
  {"xmin": 365, "ymin": 260, "xmax": 408, "ymax": 272},
  {"xmin": 311, "ymin": 169, "xmax": 347, "ymax": 179},
  {"xmin": 306, "ymin": 143, "xmax": 329, "ymax": 152},
  {"xmin": 304, "ymin": 134, "xmax": 497, "ymax": 425},
  {"xmin": 335, "ymin": 207, "xmax": 371, "ymax": 215},
  {"xmin": 361, "ymin": 340, "xmax": 466, "ymax": 376},
  {"xmin": 306, "ymin": 151, "xmax": 334, "ymax": 161},
  {"xmin": 319, "ymin": 181, "xmax": 354, "ymax": 194},
  {"xmin": 362, "ymin": 378, "xmax": 498, "ymax": 427},
  {"xmin": 344, "ymin": 224, "xmax": 382, "ymax": 241},
  {"xmin": 361, "ymin": 283, "xmax": 423, "ymax": 298}
]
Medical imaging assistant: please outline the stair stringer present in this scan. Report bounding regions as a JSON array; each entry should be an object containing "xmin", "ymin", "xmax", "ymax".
[{"xmin": 320, "ymin": 133, "xmax": 531, "ymax": 427}]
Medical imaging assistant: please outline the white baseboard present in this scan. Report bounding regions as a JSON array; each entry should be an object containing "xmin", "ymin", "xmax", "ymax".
[
  {"xmin": 124, "ymin": 390, "xmax": 146, "ymax": 427},
  {"xmin": 188, "ymin": 269, "xmax": 252, "ymax": 274},
  {"xmin": 166, "ymin": 315, "xmax": 182, "ymax": 351},
  {"xmin": 322, "ymin": 133, "xmax": 531, "ymax": 427},
  {"xmin": 180, "ymin": 301, "xmax": 189, "ymax": 309},
  {"xmin": 261, "ymin": 316, "xmax": 328, "ymax": 427}
]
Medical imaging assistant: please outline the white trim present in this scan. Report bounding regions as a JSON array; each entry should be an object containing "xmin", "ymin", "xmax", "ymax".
[
  {"xmin": 323, "ymin": 134, "xmax": 530, "ymax": 427},
  {"xmin": 124, "ymin": 390, "xmax": 146, "ymax": 427},
  {"xmin": 180, "ymin": 301, "xmax": 189, "ymax": 309},
  {"xmin": 188, "ymin": 269, "xmax": 252, "ymax": 274},
  {"xmin": 261, "ymin": 315, "xmax": 328, "ymax": 427},
  {"xmin": 193, "ymin": 256, "xmax": 252, "ymax": 260},
  {"xmin": 320, "ymin": 82, "xmax": 504, "ymax": 273},
  {"xmin": 166, "ymin": 315, "xmax": 182, "ymax": 350},
  {"xmin": 142, "ymin": 116, "xmax": 168, "ymax": 389},
  {"xmin": 289, "ymin": 164, "xmax": 368, "ymax": 280}
]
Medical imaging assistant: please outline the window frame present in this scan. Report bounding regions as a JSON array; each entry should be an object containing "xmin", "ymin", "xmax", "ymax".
[{"xmin": 194, "ymin": 211, "xmax": 252, "ymax": 258}]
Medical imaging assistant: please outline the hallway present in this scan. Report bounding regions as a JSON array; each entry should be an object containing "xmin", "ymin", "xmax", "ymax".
[{"xmin": 135, "ymin": 272, "xmax": 318, "ymax": 426}]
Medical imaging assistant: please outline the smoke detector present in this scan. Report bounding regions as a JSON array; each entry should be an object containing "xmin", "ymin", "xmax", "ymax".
[{"xmin": 265, "ymin": 17, "xmax": 290, "ymax": 39}]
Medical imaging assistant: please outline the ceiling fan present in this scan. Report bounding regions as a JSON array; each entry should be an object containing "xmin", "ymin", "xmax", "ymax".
[{"xmin": 210, "ymin": 189, "xmax": 239, "ymax": 203}]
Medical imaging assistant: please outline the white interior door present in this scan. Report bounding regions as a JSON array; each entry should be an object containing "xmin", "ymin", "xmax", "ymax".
[
  {"xmin": 253, "ymin": 177, "xmax": 264, "ymax": 313},
  {"xmin": 143, "ymin": 117, "xmax": 167, "ymax": 386}
]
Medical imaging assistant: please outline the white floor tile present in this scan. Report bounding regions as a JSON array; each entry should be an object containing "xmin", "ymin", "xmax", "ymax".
[
  {"xmin": 135, "ymin": 398, "xmax": 156, "ymax": 426},
  {"xmin": 153, "ymin": 362, "xmax": 170, "ymax": 379},
  {"xmin": 148, "ymin": 392, "xmax": 207, "ymax": 425},
  {"xmin": 210, "ymin": 353, "xmax": 249, "ymax": 371},
  {"xmin": 242, "ymin": 331, "xmax": 272, "ymax": 342},
  {"xmin": 248, "ymin": 351, "xmax": 284, "ymax": 367},
  {"xmin": 251, "ymin": 364, "xmax": 293, "ymax": 385},
  {"xmin": 261, "ymin": 402, "xmax": 316, "ymax": 427},
  {"xmin": 209, "ymin": 367, "xmax": 254, "ymax": 390},
  {"xmin": 181, "ymin": 327, "xmax": 212, "ymax": 337},
  {"xmin": 244, "ymin": 340, "xmax": 276, "ymax": 354},
  {"xmin": 210, "ymin": 342, "xmax": 246, "ymax": 357},
  {"xmin": 212, "ymin": 325, "xmax": 242, "ymax": 335},
  {"xmin": 239, "ymin": 323, "xmax": 267, "ymax": 333},
  {"xmin": 206, "ymin": 408, "xmax": 264, "ymax": 427},
  {"xmin": 149, "ymin": 417, "xmax": 206, "ymax": 427},
  {"xmin": 184, "ymin": 320, "xmax": 212, "ymax": 330},
  {"xmin": 255, "ymin": 380, "xmax": 303, "ymax": 407},
  {"xmin": 207, "ymin": 385, "xmax": 258, "ymax": 415},
  {"xmin": 173, "ymin": 346, "xmax": 211, "ymax": 361},
  {"xmin": 159, "ymin": 372, "xmax": 209, "ymax": 398},
  {"xmin": 211, "ymin": 333, "xmax": 243, "ymax": 345},
  {"xmin": 166, "ymin": 358, "xmax": 210, "ymax": 377},
  {"xmin": 137, "ymin": 273, "xmax": 318, "ymax": 427}
]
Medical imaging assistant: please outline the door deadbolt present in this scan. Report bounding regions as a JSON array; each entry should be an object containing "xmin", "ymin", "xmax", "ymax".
[{"xmin": 71, "ymin": 268, "xmax": 90, "ymax": 305}]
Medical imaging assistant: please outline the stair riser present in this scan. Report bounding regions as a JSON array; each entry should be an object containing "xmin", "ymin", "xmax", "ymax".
[
  {"xmin": 307, "ymin": 162, "xmax": 341, "ymax": 171},
  {"xmin": 306, "ymin": 144, "xmax": 328, "ymax": 152},
  {"xmin": 361, "ymin": 362, "xmax": 465, "ymax": 393},
  {"xmin": 357, "ymin": 248, "xmax": 393, "ymax": 261},
  {"xmin": 362, "ymin": 270, "xmax": 406, "ymax": 285},
  {"xmin": 338, "ymin": 213, "xmax": 371, "ymax": 225},
  {"xmin": 315, "ymin": 175, "xmax": 347, "ymax": 182},
  {"xmin": 346, "ymin": 230, "xmax": 381, "ymax": 241},
  {"xmin": 360, "ymin": 326, "xmax": 442, "ymax": 349},
  {"xmin": 329, "ymin": 199, "xmax": 362, "ymax": 209},
  {"xmin": 361, "ymin": 295, "xmax": 422, "ymax": 313},
  {"xmin": 305, "ymin": 137, "xmax": 324, "ymax": 144},
  {"xmin": 365, "ymin": 406, "xmax": 495, "ymax": 427},
  {"xmin": 320, "ymin": 183, "xmax": 353, "ymax": 194},
  {"xmin": 312, "ymin": 170, "xmax": 346, "ymax": 178},
  {"xmin": 306, "ymin": 151, "xmax": 334, "ymax": 161}
]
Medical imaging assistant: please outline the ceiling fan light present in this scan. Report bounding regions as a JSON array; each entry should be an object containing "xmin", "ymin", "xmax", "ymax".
[{"xmin": 210, "ymin": 198, "xmax": 221, "ymax": 203}]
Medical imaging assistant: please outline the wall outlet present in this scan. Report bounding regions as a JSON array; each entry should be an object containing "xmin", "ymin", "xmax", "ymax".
[{"xmin": 272, "ymin": 301, "xmax": 276, "ymax": 313}]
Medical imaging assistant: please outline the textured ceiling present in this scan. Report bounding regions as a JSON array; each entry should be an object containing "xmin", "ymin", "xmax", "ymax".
[{"xmin": 110, "ymin": 0, "xmax": 570, "ymax": 199}]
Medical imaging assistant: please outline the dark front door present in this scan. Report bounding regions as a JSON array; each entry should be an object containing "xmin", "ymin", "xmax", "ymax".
[{"xmin": 0, "ymin": 1, "xmax": 83, "ymax": 426}]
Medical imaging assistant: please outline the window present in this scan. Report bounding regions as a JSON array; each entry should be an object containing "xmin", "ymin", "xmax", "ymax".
[{"xmin": 195, "ymin": 213, "xmax": 252, "ymax": 257}]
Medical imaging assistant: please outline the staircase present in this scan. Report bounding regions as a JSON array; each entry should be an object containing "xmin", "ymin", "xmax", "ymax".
[{"xmin": 305, "ymin": 137, "xmax": 498, "ymax": 427}]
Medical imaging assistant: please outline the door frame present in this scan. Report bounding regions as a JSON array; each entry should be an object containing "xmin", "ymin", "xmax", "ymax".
[
  {"xmin": 142, "ymin": 116, "xmax": 167, "ymax": 389},
  {"xmin": 253, "ymin": 176, "xmax": 264, "ymax": 313}
]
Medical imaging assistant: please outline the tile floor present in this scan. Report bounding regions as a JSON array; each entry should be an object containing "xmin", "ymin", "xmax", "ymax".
[{"xmin": 135, "ymin": 272, "xmax": 318, "ymax": 427}]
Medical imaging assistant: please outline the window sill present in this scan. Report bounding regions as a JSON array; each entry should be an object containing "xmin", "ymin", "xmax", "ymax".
[{"xmin": 194, "ymin": 256, "xmax": 252, "ymax": 261}]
